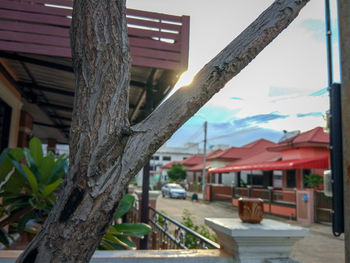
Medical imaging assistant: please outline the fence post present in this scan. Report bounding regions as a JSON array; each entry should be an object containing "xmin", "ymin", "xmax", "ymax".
[
  {"xmin": 152, "ymin": 231, "xmax": 158, "ymax": 249},
  {"xmin": 162, "ymin": 241, "xmax": 168, "ymax": 249},
  {"xmin": 209, "ymin": 184, "xmax": 213, "ymax": 201},
  {"xmin": 248, "ymin": 185, "xmax": 252, "ymax": 198},
  {"xmin": 268, "ymin": 186, "xmax": 273, "ymax": 214}
]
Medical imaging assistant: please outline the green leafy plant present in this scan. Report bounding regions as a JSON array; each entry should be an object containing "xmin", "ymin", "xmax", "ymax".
[
  {"xmin": 304, "ymin": 173, "xmax": 323, "ymax": 189},
  {"xmin": 240, "ymin": 179, "xmax": 247, "ymax": 187},
  {"xmin": 180, "ymin": 209, "xmax": 217, "ymax": 248},
  {"xmin": 0, "ymin": 137, "xmax": 68, "ymax": 247},
  {"xmin": 99, "ymin": 194, "xmax": 151, "ymax": 250},
  {"xmin": 167, "ymin": 164, "xmax": 187, "ymax": 183}
]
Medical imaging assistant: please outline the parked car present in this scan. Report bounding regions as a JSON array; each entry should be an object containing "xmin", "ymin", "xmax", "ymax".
[{"xmin": 161, "ymin": 183, "xmax": 186, "ymax": 199}]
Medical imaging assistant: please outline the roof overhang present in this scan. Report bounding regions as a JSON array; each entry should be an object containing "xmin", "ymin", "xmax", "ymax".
[{"xmin": 209, "ymin": 155, "xmax": 330, "ymax": 174}]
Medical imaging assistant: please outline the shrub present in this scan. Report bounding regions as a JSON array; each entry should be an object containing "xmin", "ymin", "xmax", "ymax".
[
  {"xmin": 180, "ymin": 209, "xmax": 217, "ymax": 248},
  {"xmin": 304, "ymin": 174, "xmax": 323, "ymax": 189},
  {"xmin": 167, "ymin": 164, "xmax": 187, "ymax": 182}
]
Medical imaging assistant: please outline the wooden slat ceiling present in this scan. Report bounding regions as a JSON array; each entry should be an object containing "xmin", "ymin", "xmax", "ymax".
[{"xmin": 0, "ymin": 0, "xmax": 190, "ymax": 144}]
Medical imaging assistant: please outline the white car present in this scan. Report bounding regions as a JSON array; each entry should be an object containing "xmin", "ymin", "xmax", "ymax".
[{"xmin": 161, "ymin": 183, "xmax": 186, "ymax": 199}]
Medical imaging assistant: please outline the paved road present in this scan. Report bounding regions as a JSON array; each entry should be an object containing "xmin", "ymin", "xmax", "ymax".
[{"xmin": 156, "ymin": 196, "xmax": 345, "ymax": 263}]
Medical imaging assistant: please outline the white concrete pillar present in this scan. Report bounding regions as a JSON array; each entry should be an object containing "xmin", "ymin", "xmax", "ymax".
[{"xmin": 205, "ymin": 218, "xmax": 308, "ymax": 263}]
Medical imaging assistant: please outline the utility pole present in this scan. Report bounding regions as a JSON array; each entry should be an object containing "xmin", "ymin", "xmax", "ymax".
[
  {"xmin": 325, "ymin": 0, "xmax": 333, "ymax": 87},
  {"xmin": 202, "ymin": 121, "xmax": 207, "ymax": 200},
  {"xmin": 325, "ymin": 0, "xmax": 344, "ymax": 237},
  {"xmin": 337, "ymin": 0, "xmax": 350, "ymax": 261}
]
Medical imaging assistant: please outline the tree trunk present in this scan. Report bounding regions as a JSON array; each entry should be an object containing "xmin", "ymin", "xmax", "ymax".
[{"xmin": 16, "ymin": 0, "xmax": 309, "ymax": 262}]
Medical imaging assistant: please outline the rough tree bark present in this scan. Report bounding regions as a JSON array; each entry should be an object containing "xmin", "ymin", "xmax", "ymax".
[{"xmin": 16, "ymin": 0, "xmax": 309, "ymax": 262}]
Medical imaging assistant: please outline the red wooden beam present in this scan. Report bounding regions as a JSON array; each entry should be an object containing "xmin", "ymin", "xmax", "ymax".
[
  {"xmin": 180, "ymin": 16, "xmax": 190, "ymax": 70},
  {"xmin": 0, "ymin": 9, "xmax": 71, "ymax": 26},
  {"xmin": 0, "ymin": 40, "xmax": 71, "ymax": 57},
  {"xmin": 130, "ymin": 47, "xmax": 180, "ymax": 62},
  {"xmin": 0, "ymin": 30, "xmax": 70, "ymax": 47},
  {"xmin": 128, "ymin": 27, "xmax": 180, "ymax": 41},
  {"xmin": 1, "ymin": 0, "xmax": 72, "ymax": 16},
  {"xmin": 127, "ymin": 17, "xmax": 181, "ymax": 32}
]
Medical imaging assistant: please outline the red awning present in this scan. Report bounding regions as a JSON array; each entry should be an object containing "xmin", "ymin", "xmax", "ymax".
[{"xmin": 209, "ymin": 155, "xmax": 329, "ymax": 174}]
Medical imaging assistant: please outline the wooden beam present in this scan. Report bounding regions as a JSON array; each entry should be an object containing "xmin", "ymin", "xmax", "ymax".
[
  {"xmin": 39, "ymin": 102, "xmax": 73, "ymax": 112},
  {"xmin": 34, "ymin": 121, "xmax": 70, "ymax": 129},
  {"xmin": 130, "ymin": 80, "xmax": 145, "ymax": 88},
  {"xmin": 19, "ymin": 82, "xmax": 75, "ymax": 96},
  {"xmin": 48, "ymin": 115, "xmax": 72, "ymax": 122},
  {"xmin": 0, "ymin": 52, "xmax": 73, "ymax": 72}
]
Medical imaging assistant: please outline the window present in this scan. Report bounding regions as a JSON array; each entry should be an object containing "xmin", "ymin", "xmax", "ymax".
[
  {"xmin": 286, "ymin": 170, "xmax": 296, "ymax": 188},
  {"xmin": 163, "ymin": 156, "xmax": 171, "ymax": 161},
  {"xmin": 0, "ymin": 98, "xmax": 12, "ymax": 153},
  {"xmin": 247, "ymin": 173, "xmax": 263, "ymax": 186},
  {"xmin": 218, "ymin": 173, "xmax": 222, "ymax": 184},
  {"xmin": 151, "ymin": 156, "xmax": 159, "ymax": 160}
]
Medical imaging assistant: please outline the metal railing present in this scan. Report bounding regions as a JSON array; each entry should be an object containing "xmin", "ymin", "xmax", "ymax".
[{"xmin": 148, "ymin": 207, "xmax": 220, "ymax": 250}]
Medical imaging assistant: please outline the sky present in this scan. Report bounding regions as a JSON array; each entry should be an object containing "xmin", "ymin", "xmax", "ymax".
[{"xmin": 127, "ymin": 0, "xmax": 340, "ymax": 149}]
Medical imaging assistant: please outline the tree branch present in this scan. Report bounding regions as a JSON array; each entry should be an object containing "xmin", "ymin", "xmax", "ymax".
[{"xmin": 123, "ymin": 0, "xmax": 310, "ymax": 175}]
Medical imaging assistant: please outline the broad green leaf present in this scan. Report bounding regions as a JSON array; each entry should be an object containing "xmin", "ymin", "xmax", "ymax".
[
  {"xmin": 100, "ymin": 239, "xmax": 123, "ymax": 250},
  {"xmin": 21, "ymin": 165, "xmax": 38, "ymax": 196},
  {"xmin": 112, "ymin": 223, "xmax": 152, "ymax": 238},
  {"xmin": 113, "ymin": 194, "xmax": 135, "ymax": 220},
  {"xmin": 8, "ymin": 201, "xmax": 30, "ymax": 213},
  {"xmin": 116, "ymin": 235, "xmax": 136, "ymax": 249},
  {"xmin": 103, "ymin": 233, "xmax": 130, "ymax": 249},
  {"xmin": 0, "ymin": 229, "xmax": 9, "ymax": 247},
  {"xmin": 38, "ymin": 156, "xmax": 55, "ymax": 184},
  {"xmin": 9, "ymin": 148, "xmax": 24, "ymax": 161},
  {"xmin": 0, "ymin": 148, "xmax": 23, "ymax": 182},
  {"xmin": 23, "ymin": 149, "xmax": 40, "ymax": 182},
  {"xmin": 8, "ymin": 156, "xmax": 38, "ymax": 196},
  {"xmin": 29, "ymin": 137, "xmax": 43, "ymax": 167},
  {"xmin": 47, "ymin": 151, "xmax": 55, "ymax": 159},
  {"xmin": 2, "ymin": 170, "xmax": 28, "ymax": 194},
  {"xmin": 0, "ymin": 148, "xmax": 10, "ymax": 165},
  {"xmin": 8, "ymin": 157, "xmax": 31, "ymax": 186},
  {"xmin": 46, "ymin": 158, "xmax": 66, "ymax": 185},
  {"xmin": 2, "ymin": 195, "xmax": 30, "ymax": 206},
  {"xmin": 55, "ymin": 154, "xmax": 66, "ymax": 164},
  {"xmin": 41, "ymin": 179, "xmax": 62, "ymax": 198},
  {"xmin": 18, "ymin": 211, "xmax": 35, "ymax": 233}
]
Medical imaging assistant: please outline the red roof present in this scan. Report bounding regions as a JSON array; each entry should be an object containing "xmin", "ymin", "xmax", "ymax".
[
  {"xmin": 293, "ymin": 127, "xmax": 329, "ymax": 144},
  {"xmin": 160, "ymin": 161, "xmax": 181, "ymax": 169},
  {"xmin": 181, "ymin": 155, "xmax": 204, "ymax": 166},
  {"xmin": 207, "ymin": 139, "xmax": 277, "ymax": 161},
  {"xmin": 268, "ymin": 127, "xmax": 329, "ymax": 152},
  {"xmin": 209, "ymin": 155, "xmax": 329, "ymax": 174},
  {"xmin": 188, "ymin": 162, "xmax": 211, "ymax": 171},
  {"xmin": 206, "ymin": 149, "xmax": 224, "ymax": 159},
  {"xmin": 229, "ymin": 151, "xmax": 282, "ymax": 166}
]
